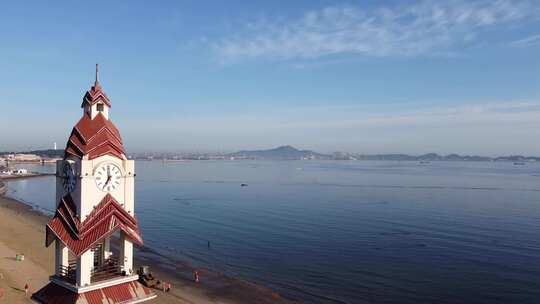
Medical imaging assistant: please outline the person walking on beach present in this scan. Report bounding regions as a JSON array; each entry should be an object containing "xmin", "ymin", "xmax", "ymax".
[
  {"xmin": 194, "ymin": 270, "xmax": 199, "ymax": 283},
  {"xmin": 24, "ymin": 283, "xmax": 29, "ymax": 296}
]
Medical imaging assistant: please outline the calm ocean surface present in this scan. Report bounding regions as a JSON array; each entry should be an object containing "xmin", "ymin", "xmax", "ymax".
[{"xmin": 6, "ymin": 160, "xmax": 540, "ymax": 304}]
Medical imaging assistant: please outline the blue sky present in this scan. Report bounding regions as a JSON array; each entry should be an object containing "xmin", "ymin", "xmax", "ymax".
[{"xmin": 0, "ymin": 0, "xmax": 539, "ymax": 155}]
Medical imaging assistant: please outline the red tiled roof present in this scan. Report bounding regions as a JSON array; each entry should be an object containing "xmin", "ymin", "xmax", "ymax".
[
  {"xmin": 46, "ymin": 194, "xmax": 143, "ymax": 257},
  {"xmin": 81, "ymin": 82, "xmax": 111, "ymax": 108},
  {"xmin": 32, "ymin": 281, "xmax": 155, "ymax": 304},
  {"xmin": 64, "ymin": 113, "xmax": 126, "ymax": 160}
]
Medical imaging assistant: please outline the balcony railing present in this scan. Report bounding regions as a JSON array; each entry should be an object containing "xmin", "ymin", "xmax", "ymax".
[
  {"xmin": 57, "ymin": 264, "xmax": 76, "ymax": 284},
  {"xmin": 55, "ymin": 257, "xmax": 123, "ymax": 285},
  {"xmin": 91, "ymin": 257, "xmax": 123, "ymax": 283}
]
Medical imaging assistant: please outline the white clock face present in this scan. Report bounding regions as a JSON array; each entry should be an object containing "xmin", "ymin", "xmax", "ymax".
[
  {"xmin": 63, "ymin": 162, "xmax": 76, "ymax": 193},
  {"xmin": 95, "ymin": 163, "xmax": 122, "ymax": 192}
]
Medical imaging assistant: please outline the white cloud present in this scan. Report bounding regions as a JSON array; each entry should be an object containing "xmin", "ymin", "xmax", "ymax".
[
  {"xmin": 126, "ymin": 101, "xmax": 540, "ymax": 132},
  {"xmin": 508, "ymin": 34, "xmax": 540, "ymax": 47},
  {"xmin": 215, "ymin": 0, "xmax": 538, "ymax": 61},
  {"xmin": 259, "ymin": 101, "xmax": 540, "ymax": 130}
]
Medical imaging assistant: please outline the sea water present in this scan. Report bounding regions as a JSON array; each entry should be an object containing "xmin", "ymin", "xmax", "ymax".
[{"xmin": 6, "ymin": 160, "xmax": 540, "ymax": 304}]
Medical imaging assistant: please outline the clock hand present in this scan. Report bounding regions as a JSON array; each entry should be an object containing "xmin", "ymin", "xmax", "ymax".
[{"xmin": 105, "ymin": 166, "xmax": 112, "ymax": 186}]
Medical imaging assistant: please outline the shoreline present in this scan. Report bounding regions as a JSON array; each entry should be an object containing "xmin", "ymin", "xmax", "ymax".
[
  {"xmin": 0, "ymin": 188, "xmax": 297, "ymax": 303},
  {"xmin": 0, "ymin": 173, "xmax": 55, "ymax": 181}
]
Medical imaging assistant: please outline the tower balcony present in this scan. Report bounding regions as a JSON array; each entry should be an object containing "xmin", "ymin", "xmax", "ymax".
[
  {"xmin": 55, "ymin": 256, "xmax": 127, "ymax": 286},
  {"xmin": 51, "ymin": 255, "xmax": 139, "ymax": 294}
]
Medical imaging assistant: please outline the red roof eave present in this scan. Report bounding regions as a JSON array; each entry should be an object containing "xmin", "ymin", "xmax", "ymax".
[
  {"xmin": 46, "ymin": 194, "xmax": 143, "ymax": 256},
  {"xmin": 64, "ymin": 113, "xmax": 126, "ymax": 160}
]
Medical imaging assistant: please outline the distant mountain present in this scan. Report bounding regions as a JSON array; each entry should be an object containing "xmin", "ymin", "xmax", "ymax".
[
  {"xmin": 30, "ymin": 149, "xmax": 64, "ymax": 158},
  {"xmin": 5, "ymin": 147, "xmax": 540, "ymax": 163},
  {"xmin": 354, "ymin": 153, "xmax": 536, "ymax": 162},
  {"xmin": 226, "ymin": 148, "xmax": 540, "ymax": 162},
  {"xmin": 494, "ymin": 155, "xmax": 540, "ymax": 162},
  {"xmin": 229, "ymin": 145, "xmax": 330, "ymax": 160}
]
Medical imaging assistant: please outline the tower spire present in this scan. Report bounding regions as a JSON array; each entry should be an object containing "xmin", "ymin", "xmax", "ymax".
[{"xmin": 95, "ymin": 63, "xmax": 99, "ymax": 85}]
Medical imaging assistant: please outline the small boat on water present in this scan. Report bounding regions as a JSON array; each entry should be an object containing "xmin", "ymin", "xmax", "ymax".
[{"xmin": 513, "ymin": 162, "xmax": 526, "ymax": 165}]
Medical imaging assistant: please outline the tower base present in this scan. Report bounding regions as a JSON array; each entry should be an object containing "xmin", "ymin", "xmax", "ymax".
[{"xmin": 32, "ymin": 280, "xmax": 156, "ymax": 304}]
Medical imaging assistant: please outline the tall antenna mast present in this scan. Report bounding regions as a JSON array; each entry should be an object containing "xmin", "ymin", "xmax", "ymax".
[{"xmin": 95, "ymin": 63, "xmax": 99, "ymax": 85}]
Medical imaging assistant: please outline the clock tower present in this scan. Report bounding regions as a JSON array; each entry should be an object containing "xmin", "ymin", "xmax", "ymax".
[{"xmin": 32, "ymin": 65, "xmax": 156, "ymax": 304}]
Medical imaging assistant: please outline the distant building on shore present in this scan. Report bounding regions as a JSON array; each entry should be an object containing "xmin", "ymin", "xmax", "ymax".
[
  {"xmin": 1, "ymin": 168, "xmax": 29, "ymax": 176},
  {"xmin": 6, "ymin": 153, "xmax": 41, "ymax": 162}
]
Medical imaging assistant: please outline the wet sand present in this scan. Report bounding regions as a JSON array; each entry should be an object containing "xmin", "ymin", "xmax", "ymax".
[{"xmin": 0, "ymin": 194, "xmax": 296, "ymax": 304}]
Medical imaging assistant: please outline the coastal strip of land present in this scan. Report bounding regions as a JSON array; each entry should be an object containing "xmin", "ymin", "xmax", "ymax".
[
  {"xmin": 0, "ymin": 190, "xmax": 296, "ymax": 303},
  {"xmin": 0, "ymin": 173, "xmax": 54, "ymax": 181}
]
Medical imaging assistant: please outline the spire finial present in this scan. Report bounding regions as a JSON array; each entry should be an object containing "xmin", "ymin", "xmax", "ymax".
[{"xmin": 95, "ymin": 63, "xmax": 99, "ymax": 85}]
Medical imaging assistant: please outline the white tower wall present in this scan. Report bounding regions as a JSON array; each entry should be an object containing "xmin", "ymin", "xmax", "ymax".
[
  {"xmin": 119, "ymin": 231, "xmax": 134, "ymax": 275},
  {"xmin": 76, "ymin": 250, "xmax": 93, "ymax": 287},
  {"xmin": 56, "ymin": 155, "xmax": 134, "ymax": 222},
  {"xmin": 55, "ymin": 241, "xmax": 69, "ymax": 276},
  {"xmin": 54, "ymin": 154, "xmax": 136, "ymax": 286}
]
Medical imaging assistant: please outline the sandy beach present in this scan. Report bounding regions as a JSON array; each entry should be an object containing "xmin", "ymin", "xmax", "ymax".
[{"xmin": 0, "ymin": 192, "xmax": 295, "ymax": 304}]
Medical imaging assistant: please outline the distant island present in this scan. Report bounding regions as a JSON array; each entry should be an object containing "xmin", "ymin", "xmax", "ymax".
[
  {"xmin": 352, "ymin": 153, "xmax": 540, "ymax": 162},
  {"xmin": 227, "ymin": 146, "xmax": 540, "ymax": 162},
  {"xmin": 2, "ymin": 146, "xmax": 540, "ymax": 162},
  {"xmin": 228, "ymin": 145, "xmax": 328, "ymax": 160}
]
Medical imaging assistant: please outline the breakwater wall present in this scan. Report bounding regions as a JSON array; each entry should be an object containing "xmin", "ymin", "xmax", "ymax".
[{"xmin": 0, "ymin": 181, "xmax": 6, "ymax": 195}]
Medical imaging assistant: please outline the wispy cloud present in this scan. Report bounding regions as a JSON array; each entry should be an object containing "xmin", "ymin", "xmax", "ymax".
[
  {"xmin": 215, "ymin": 0, "xmax": 538, "ymax": 62},
  {"xmin": 508, "ymin": 34, "xmax": 540, "ymax": 47},
  {"xmin": 261, "ymin": 101, "xmax": 540, "ymax": 130}
]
